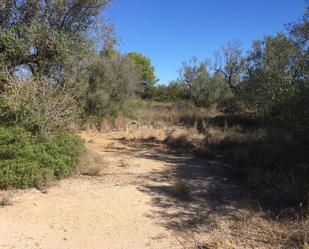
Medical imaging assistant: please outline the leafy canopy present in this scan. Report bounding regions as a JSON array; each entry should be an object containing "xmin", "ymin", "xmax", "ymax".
[{"xmin": 127, "ymin": 52, "xmax": 158, "ymax": 88}]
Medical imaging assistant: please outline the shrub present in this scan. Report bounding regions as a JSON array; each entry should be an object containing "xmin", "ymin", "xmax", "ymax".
[
  {"xmin": 0, "ymin": 159, "xmax": 40, "ymax": 189},
  {"xmin": 0, "ymin": 73, "xmax": 77, "ymax": 136},
  {"xmin": 84, "ymin": 52, "xmax": 140, "ymax": 117},
  {"xmin": 77, "ymin": 150, "xmax": 105, "ymax": 177},
  {"xmin": 37, "ymin": 132, "xmax": 85, "ymax": 179},
  {"xmin": 34, "ymin": 170, "xmax": 55, "ymax": 192},
  {"xmin": 0, "ymin": 195, "xmax": 12, "ymax": 206},
  {"xmin": 164, "ymin": 134, "xmax": 194, "ymax": 149},
  {"xmin": 174, "ymin": 180, "xmax": 190, "ymax": 200},
  {"xmin": 209, "ymin": 123, "xmax": 309, "ymax": 205},
  {"xmin": 0, "ymin": 126, "xmax": 84, "ymax": 189}
]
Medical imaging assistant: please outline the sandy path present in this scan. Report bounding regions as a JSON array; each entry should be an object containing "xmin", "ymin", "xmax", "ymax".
[
  {"xmin": 0, "ymin": 130, "xmax": 273, "ymax": 249},
  {"xmin": 0, "ymin": 131, "xmax": 186, "ymax": 249}
]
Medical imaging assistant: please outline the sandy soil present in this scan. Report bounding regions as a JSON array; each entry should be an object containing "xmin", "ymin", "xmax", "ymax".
[{"xmin": 0, "ymin": 130, "xmax": 274, "ymax": 249}]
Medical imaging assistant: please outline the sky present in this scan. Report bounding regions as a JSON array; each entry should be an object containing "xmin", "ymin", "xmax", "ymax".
[{"xmin": 105, "ymin": 0, "xmax": 307, "ymax": 84}]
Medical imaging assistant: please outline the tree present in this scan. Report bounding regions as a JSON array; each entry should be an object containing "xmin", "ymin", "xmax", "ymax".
[
  {"xmin": 211, "ymin": 41, "xmax": 246, "ymax": 92},
  {"xmin": 178, "ymin": 57, "xmax": 225, "ymax": 107},
  {"xmin": 0, "ymin": 0, "xmax": 110, "ymax": 80},
  {"xmin": 0, "ymin": 71, "xmax": 76, "ymax": 136},
  {"xmin": 178, "ymin": 57, "xmax": 208, "ymax": 99},
  {"xmin": 127, "ymin": 52, "xmax": 158, "ymax": 91},
  {"xmin": 243, "ymin": 33, "xmax": 305, "ymax": 119},
  {"xmin": 85, "ymin": 52, "xmax": 140, "ymax": 116},
  {"xmin": 288, "ymin": 7, "xmax": 309, "ymax": 47}
]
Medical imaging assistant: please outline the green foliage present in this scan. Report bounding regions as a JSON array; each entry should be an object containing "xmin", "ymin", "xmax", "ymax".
[
  {"xmin": 239, "ymin": 31, "xmax": 309, "ymax": 160},
  {"xmin": 0, "ymin": 73, "xmax": 76, "ymax": 136},
  {"xmin": 127, "ymin": 52, "xmax": 158, "ymax": 89},
  {"xmin": 146, "ymin": 58, "xmax": 226, "ymax": 107},
  {"xmin": 288, "ymin": 8, "xmax": 309, "ymax": 47},
  {"xmin": 217, "ymin": 94, "xmax": 244, "ymax": 115},
  {"xmin": 0, "ymin": 0, "xmax": 109, "ymax": 79},
  {"xmin": 0, "ymin": 126, "xmax": 84, "ymax": 189},
  {"xmin": 148, "ymin": 81, "xmax": 186, "ymax": 102},
  {"xmin": 155, "ymin": 12, "xmax": 309, "ymax": 205},
  {"xmin": 84, "ymin": 52, "xmax": 140, "ymax": 117},
  {"xmin": 0, "ymin": 159, "xmax": 40, "ymax": 189}
]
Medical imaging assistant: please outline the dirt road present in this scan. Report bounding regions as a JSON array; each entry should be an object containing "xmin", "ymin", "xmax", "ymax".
[{"xmin": 0, "ymin": 131, "xmax": 270, "ymax": 249}]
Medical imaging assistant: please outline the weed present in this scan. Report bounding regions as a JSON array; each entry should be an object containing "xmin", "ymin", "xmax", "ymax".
[
  {"xmin": 174, "ymin": 180, "xmax": 190, "ymax": 200},
  {"xmin": 77, "ymin": 150, "xmax": 105, "ymax": 177},
  {"xmin": 165, "ymin": 134, "xmax": 193, "ymax": 149},
  {"xmin": 35, "ymin": 170, "xmax": 54, "ymax": 193},
  {"xmin": 0, "ymin": 195, "xmax": 12, "ymax": 206},
  {"xmin": 82, "ymin": 166, "xmax": 102, "ymax": 176}
]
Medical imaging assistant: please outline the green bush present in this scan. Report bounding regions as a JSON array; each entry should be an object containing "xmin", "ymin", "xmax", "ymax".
[
  {"xmin": 0, "ymin": 126, "xmax": 84, "ymax": 189},
  {"xmin": 0, "ymin": 159, "xmax": 40, "ymax": 189}
]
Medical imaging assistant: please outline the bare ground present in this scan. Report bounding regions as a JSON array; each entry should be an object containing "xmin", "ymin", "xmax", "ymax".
[{"xmin": 0, "ymin": 130, "xmax": 296, "ymax": 249}]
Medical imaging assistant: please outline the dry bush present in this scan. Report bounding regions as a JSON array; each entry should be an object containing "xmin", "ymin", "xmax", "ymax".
[
  {"xmin": 221, "ymin": 200, "xmax": 309, "ymax": 249},
  {"xmin": 0, "ymin": 195, "xmax": 12, "ymax": 207},
  {"xmin": 99, "ymin": 120, "xmax": 112, "ymax": 132},
  {"xmin": 0, "ymin": 72, "xmax": 77, "ymax": 136},
  {"xmin": 77, "ymin": 150, "xmax": 106, "ymax": 176},
  {"xmin": 165, "ymin": 133, "xmax": 194, "ymax": 149},
  {"xmin": 83, "ymin": 166, "xmax": 102, "ymax": 177},
  {"xmin": 174, "ymin": 180, "xmax": 190, "ymax": 200},
  {"xmin": 256, "ymin": 214, "xmax": 308, "ymax": 249},
  {"xmin": 35, "ymin": 170, "xmax": 55, "ymax": 193},
  {"xmin": 164, "ymin": 128, "xmax": 212, "ymax": 156},
  {"xmin": 114, "ymin": 116, "xmax": 127, "ymax": 130},
  {"xmin": 82, "ymin": 122, "xmax": 98, "ymax": 131}
]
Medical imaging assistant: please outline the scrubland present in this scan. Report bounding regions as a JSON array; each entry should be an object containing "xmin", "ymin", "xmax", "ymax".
[{"xmin": 0, "ymin": 1, "xmax": 308, "ymax": 248}]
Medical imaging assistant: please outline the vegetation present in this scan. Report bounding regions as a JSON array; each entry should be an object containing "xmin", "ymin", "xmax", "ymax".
[
  {"xmin": 0, "ymin": 0, "xmax": 307, "ymax": 223},
  {"xmin": 0, "ymin": 0, "xmax": 112, "ymax": 189},
  {"xmin": 0, "ymin": 126, "xmax": 83, "ymax": 189},
  {"xmin": 84, "ymin": 51, "xmax": 140, "ymax": 117},
  {"xmin": 127, "ymin": 52, "xmax": 158, "ymax": 96},
  {"xmin": 141, "ymin": 10, "xmax": 309, "ymax": 206},
  {"xmin": 0, "ymin": 1, "xmax": 308, "ymax": 248}
]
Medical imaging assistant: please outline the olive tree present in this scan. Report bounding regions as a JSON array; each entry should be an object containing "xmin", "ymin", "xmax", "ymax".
[
  {"xmin": 0, "ymin": 0, "xmax": 110, "ymax": 79},
  {"xmin": 84, "ymin": 52, "xmax": 140, "ymax": 116}
]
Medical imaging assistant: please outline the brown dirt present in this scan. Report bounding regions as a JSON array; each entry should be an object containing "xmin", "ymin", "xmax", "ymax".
[{"xmin": 0, "ymin": 130, "xmax": 289, "ymax": 249}]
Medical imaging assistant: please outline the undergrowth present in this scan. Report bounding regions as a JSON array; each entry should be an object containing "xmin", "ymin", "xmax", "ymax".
[{"xmin": 0, "ymin": 126, "xmax": 84, "ymax": 189}]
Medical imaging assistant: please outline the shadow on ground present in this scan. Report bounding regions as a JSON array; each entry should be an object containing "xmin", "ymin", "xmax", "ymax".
[{"xmin": 114, "ymin": 138, "xmax": 281, "ymax": 235}]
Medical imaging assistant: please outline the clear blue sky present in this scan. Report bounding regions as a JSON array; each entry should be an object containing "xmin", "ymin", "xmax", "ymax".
[{"xmin": 105, "ymin": 0, "xmax": 306, "ymax": 84}]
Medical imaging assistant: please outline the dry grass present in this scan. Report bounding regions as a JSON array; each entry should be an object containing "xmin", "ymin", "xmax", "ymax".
[
  {"xmin": 127, "ymin": 99, "xmax": 217, "ymax": 128},
  {"xmin": 240, "ymin": 211, "xmax": 308, "ymax": 249},
  {"xmin": 183, "ymin": 203, "xmax": 309, "ymax": 249},
  {"xmin": 79, "ymin": 102, "xmax": 308, "ymax": 248},
  {"xmin": 77, "ymin": 150, "xmax": 106, "ymax": 177},
  {"xmin": 165, "ymin": 134, "xmax": 194, "ymax": 149},
  {"xmin": 104, "ymin": 142, "xmax": 125, "ymax": 150},
  {"xmin": 122, "ymin": 117, "xmax": 308, "ymax": 248}
]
